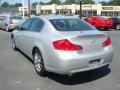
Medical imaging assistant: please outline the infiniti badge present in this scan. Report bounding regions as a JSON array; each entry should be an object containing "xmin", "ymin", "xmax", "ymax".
[{"xmin": 91, "ymin": 40, "xmax": 95, "ymax": 43}]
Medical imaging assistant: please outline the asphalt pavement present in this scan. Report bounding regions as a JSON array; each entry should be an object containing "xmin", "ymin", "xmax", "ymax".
[{"xmin": 0, "ymin": 30, "xmax": 120, "ymax": 90}]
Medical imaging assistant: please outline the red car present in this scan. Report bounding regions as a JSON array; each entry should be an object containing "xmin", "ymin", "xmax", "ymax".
[{"xmin": 85, "ymin": 16, "xmax": 113, "ymax": 30}]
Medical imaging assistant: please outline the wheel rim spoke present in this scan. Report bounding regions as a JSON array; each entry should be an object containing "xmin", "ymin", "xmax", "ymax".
[
  {"xmin": 6, "ymin": 26, "xmax": 8, "ymax": 31},
  {"xmin": 12, "ymin": 38, "xmax": 15, "ymax": 48},
  {"xmin": 34, "ymin": 53, "xmax": 42, "ymax": 72},
  {"xmin": 117, "ymin": 25, "xmax": 120, "ymax": 30}
]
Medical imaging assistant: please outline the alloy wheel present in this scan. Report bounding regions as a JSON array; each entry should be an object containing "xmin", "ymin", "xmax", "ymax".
[
  {"xmin": 12, "ymin": 37, "xmax": 16, "ymax": 49},
  {"xmin": 6, "ymin": 26, "xmax": 9, "ymax": 32},
  {"xmin": 116, "ymin": 24, "xmax": 120, "ymax": 30},
  {"xmin": 34, "ymin": 52, "xmax": 43, "ymax": 72}
]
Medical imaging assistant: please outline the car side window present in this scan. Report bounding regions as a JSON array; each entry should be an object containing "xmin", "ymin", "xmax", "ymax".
[
  {"xmin": 20, "ymin": 19, "xmax": 32, "ymax": 31},
  {"xmin": 29, "ymin": 18, "xmax": 44, "ymax": 32},
  {"xmin": 115, "ymin": 18, "xmax": 119, "ymax": 21},
  {"xmin": 0, "ymin": 16, "xmax": 5, "ymax": 21},
  {"xmin": 111, "ymin": 18, "xmax": 117, "ymax": 22},
  {"xmin": 110, "ymin": 18, "xmax": 114, "ymax": 21}
]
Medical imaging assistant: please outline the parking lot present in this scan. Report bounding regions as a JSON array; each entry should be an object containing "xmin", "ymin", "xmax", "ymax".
[{"xmin": 0, "ymin": 29, "xmax": 120, "ymax": 90}]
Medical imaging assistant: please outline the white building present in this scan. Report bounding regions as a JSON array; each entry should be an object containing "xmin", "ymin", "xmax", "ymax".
[{"xmin": 36, "ymin": 3, "xmax": 120, "ymax": 17}]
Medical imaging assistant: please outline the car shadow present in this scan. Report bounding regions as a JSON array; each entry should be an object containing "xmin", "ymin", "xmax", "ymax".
[
  {"xmin": 98, "ymin": 28, "xmax": 112, "ymax": 31},
  {"xmin": 47, "ymin": 67, "xmax": 111, "ymax": 85},
  {"xmin": 0, "ymin": 28, "xmax": 13, "ymax": 32},
  {"xmin": 17, "ymin": 49, "xmax": 111, "ymax": 85},
  {"xmin": 17, "ymin": 49, "xmax": 34, "ymax": 64}
]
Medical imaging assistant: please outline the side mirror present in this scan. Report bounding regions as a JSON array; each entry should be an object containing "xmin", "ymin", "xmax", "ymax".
[{"xmin": 14, "ymin": 26, "xmax": 20, "ymax": 30}]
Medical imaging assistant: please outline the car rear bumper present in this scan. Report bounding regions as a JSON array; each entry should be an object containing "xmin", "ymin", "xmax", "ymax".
[
  {"xmin": 46, "ymin": 45, "xmax": 114, "ymax": 75},
  {"xmin": 9, "ymin": 24, "xmax": 18, "ymax": 30}
]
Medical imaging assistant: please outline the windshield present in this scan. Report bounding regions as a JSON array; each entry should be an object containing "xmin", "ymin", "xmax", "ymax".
[{"xmin": 50, "ymin": 19, "xmax": 96, "ymax": 31}]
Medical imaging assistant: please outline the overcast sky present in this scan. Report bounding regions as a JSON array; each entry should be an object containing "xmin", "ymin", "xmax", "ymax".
[{"xmin": 1, "ymin": 0, "xmax": 111, "ymax": 5}]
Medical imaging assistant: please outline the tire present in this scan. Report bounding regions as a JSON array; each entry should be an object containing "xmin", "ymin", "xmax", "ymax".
[
  {"xmin": 116, "ymin": 24, "xmax": 120, "ymax": 30},
  {"xmin": 11, "ymin": 36, "xmax": 17, "ymax": 50},
  {"xmin": 33, "ymin": 49, "xmax": 47, "ymax": 76},
  {"xmin": 104, "ymin": 27, "xmax": 109, "ymax": 30},
  {"xmin": 6, "ymin": 24, "xmax": 9, "ymax": 32}
]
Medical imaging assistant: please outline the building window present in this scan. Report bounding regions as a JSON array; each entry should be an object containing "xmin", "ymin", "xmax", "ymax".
[
  {"xmin": 40, "ymin": 10, "xmax": 52, "ymax": 14},
  {"xmin": 101, "ymin": 11, "xmax": 120, "ymax": 17},
  {"xmin": 75, "ymin": 10, "xmax": 80, "ymax": 15},
  {"xmin": 75, "ymin": 10, "xmax": 97, "ymax": 16},
  {"xmin": 102, "ymin": 7, "xmax": 113, "ymax": 10},
  {"xmin": 56, "ymin": 10, "xmax": 71, "ymax": 15}
]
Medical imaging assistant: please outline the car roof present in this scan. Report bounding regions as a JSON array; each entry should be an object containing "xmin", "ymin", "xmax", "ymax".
[
  {"xmin": 91, "ymin": 16, "xmax": 97, "ymax": 17},
  {"xmin": 32, "ymin": 15, "xmax": 79, "ymax": 20},
  {"xmin": 91, "ymin": 16, "xmax": 101, "ymax": 18}
]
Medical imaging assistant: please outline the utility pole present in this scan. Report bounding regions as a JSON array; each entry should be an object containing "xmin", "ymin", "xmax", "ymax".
[
  {"xmin": 39, "ymin": 0, "xmax": 41, "ymax": 14},
  {"xmin": 22, "ymin": 0, "xmax": 25, "ymax": 19},
  {"xmin": 0, "ymin": 0, "xmax": 1, "ymax": 6},
  {"xmin": 79, "ymin": 0, "xmax": 82, "ymax": 19},
  {"xmin": 91, "ymin": 0, "xmax": 93, "ymax": 16},
  {"xmin": 28, "ymin": 0, "xmax": 31, "ymax": 18},
  {"xmin": 114, "ymin": 0, "xmax": 116, "ymax": 17}
]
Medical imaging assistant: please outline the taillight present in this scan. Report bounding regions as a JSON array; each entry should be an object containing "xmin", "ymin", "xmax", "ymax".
[
  {"xmin": 102, "ymin": 36, "xmax": 111, "ymax": 47},
  {"xmin": 53, "ymin": 39, "xmax": 83, "ymax": 51},
  {"xmin": 10, "ymin": 20, "xmax": 13, "ymax": 24},
  {"xmin": 10, "ymin": 20, "xmax": 16, "ymax": 24}
]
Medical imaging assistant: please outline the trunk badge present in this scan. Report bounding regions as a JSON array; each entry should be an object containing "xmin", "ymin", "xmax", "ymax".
[{"xmin": 91, "ymin": 40, "xmax": 95, "ymax": 43}]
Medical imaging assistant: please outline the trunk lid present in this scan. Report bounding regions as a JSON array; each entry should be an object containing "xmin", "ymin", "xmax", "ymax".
[{"xmin": 55, "ymin": 30, "xmax": 107, "ymax": 53}]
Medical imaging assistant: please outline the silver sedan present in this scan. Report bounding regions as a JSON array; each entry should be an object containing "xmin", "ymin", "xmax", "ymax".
[
  {"xmin": 11, "ymin": 15, "xmax": 114, "ymax": 76},
  {"xmin": 0, "ymin": 15, "xmax": 24, "ymax": 32}
]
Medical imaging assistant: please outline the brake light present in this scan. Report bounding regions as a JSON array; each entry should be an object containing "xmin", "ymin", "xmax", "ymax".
[
  {"xmin": 10, "ymin": 20, "xmax": 13, "ymax": 24},
  {"xmin": 53, "ymin": 39, "xmax": 83, "ymax": 51},
  {"xmin": 102, "ymin": 36, "xmax": 111, "ymax": 47},
  {"xmin": 10, "ymin": 20, "xmax": 16, "ymax": 24}
]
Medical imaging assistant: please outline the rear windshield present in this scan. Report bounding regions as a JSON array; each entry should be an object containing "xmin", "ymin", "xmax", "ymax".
[
  {"xmin": 10, "ymin": 16, "xmax": 22, "ymax": 19},
  {"xmin": 50, "ymin": 19, "xmax": 96, "ymax": 31},
  {"xmin": 98, "ymin": 16, "xmax": 105, "ymax": 20}
]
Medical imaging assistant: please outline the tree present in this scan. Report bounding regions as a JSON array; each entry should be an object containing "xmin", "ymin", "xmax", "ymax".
[
  {"xmin": 32, "ymin": 2, "xmax": 38, "ymax": 8},
  {"xmin": 64, "ymin": 0, "xmax": 95, "ymax": 4},
  {"xmin": 32, "ymin": 2, "xmax": 48, "ymax": 9},
  {"xmin": 99, "ymin": 0, "xmax": 120, "ymax": 6},
  {"xmin": 114, "ymin": 0, "xmax": 120, "ymax": 5},
  {"xmin": 82, "ymin": 0, "xmax": 95, "ymax": 4},
  {"xmin": 15, "ymin": 3, "xmax": 22, "ymax": 7},
  {"xmin": 1, "ymin": 2, "xmax": 9, "ymax": 7},
  {"xmin": 48, "ymin": 0, "xmax": 61, "ymax": 4},
  {"xmin": 9, "ymin": 4, "xmax": 15, "ymax": 8},
  {"xmin": 99, "ymin": 1, "xmax": 107, "ymax": 5},
  {"xmin": 63, "ymin": 0, "xmax": 75, "ymax": 4}
]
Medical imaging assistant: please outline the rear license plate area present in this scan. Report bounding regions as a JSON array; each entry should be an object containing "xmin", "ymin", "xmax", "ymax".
[{"xmin": 89, "ymin": 59, "xmax": 102, "ymax": 66}]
